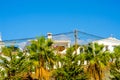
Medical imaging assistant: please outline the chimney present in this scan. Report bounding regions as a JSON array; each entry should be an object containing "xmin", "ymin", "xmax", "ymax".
[{"xmin": 47, "ymin": 33, "xmax": 52, "ymax": 39}]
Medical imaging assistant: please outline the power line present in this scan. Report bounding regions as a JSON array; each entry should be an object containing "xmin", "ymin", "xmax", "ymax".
[
  {"xmin": 0, "ymin": 31, "xmax": 74, "ymax": 43},
  {"xmin": 52, "ymin": 31, "xmax": 73, "ymax": 36},
  {"xmin": 0, "ymin": 30, "xmax": 104, "ymax": 43},
  {"xmin": 78, "ymin": 30, "xmax": 105, "ymax": 39},
  {"xmin": 0, "ymin": 30, "xmax": 119, "ymax": 46}
]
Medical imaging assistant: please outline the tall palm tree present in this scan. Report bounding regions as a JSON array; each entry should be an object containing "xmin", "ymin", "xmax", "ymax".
[
  {"xmin": 53, "ymin": 46, "xmax": 88, "ymax": 80},
  {"xmin": 27, "ymin": 36, "xmax": 55, "ymax": 80},
  {"xmin": 85, "ymin": 43, "xmax": 111, "ymax": 80}
]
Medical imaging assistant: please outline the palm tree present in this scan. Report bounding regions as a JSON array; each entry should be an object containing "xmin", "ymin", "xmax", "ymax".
[
  {"xmin": 0, "ymin": 46, "xmax": 31, "ymax": 79},
  {"xmin": 53, "ymin": 46, "xmax": 88, "ymax": 80},
  {"xmin": 85, "ymin": 43, "xmax": 111, "ymax": 80},
  {"xmin": 110, "ymin": 46, "xmax": 120, "ymax": 80},
  {"xmin": 27, "ymin": 36, "xmax": 55, "ymax": 80}
]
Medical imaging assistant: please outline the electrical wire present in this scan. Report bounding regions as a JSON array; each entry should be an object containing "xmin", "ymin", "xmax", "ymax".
[
  {"xmin": 77, "ymin": 30, "xmax": 105, "ymax": 39},
  {"xmin": 0, "ymin": 30, "xmax": 119, "ymax": 46}
]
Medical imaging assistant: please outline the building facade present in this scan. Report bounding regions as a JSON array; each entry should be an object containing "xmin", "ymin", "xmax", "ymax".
[{"xmin": 93, "ymin": 37, "xmax": 120, "ymax": 52}]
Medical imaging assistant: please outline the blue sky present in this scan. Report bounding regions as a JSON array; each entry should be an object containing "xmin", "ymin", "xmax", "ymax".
[{"xmin": 0, "ymin": 0, "xmax": 120, "ymax": 40}]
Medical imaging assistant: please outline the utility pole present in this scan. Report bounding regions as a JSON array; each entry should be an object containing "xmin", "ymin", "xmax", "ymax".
[{"xmin": 74, "ymin": 29, "xmax": 78, "ymax": 54}]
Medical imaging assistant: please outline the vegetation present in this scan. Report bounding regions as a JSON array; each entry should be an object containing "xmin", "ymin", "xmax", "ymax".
[
  {"xmin": 0, "ymin": 46, "xmax": 31, "ymax": 79},
  {"xmin": 53, "ymin": 46, "xmax": 88, "ymax": 80},
  {"xmin": 27, "ymin": 36, "xmax": 55, "ymax": 80},
  {"xmin": 84, "ymin": 43, "xmax": 112, "ymax": 80},
  {"xmin": 0, "ymin": 36, "xmax": 119, "ymax": 80},
  {"xmin": 110, "ymin": 46, "xmax": 120, "ymax": 80}
]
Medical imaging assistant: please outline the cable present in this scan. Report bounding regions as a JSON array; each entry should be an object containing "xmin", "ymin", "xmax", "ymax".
[
  {"xmin": 0, "ymin": 31, "xmax": 74, "ymax": 43},
  {"xmin": 1, "ymin": 30, "xmax": 119, "ymax": 45},
  {"xmin": 52, "ymin": 31, "xmax": 74, "ymax": 36},
  {"xmin": 77, "ymin": 30, "xmax": 105, "ymax": 39}
]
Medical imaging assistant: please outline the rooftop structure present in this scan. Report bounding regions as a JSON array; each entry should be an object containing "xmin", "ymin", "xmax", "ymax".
[{"xmin": 93, "ymin": 37, "xmax": 120, "ymax": 52}]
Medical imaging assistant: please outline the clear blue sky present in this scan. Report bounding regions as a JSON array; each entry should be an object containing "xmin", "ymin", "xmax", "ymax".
[{"xmin": 0, "ymin": 0, "xmax": 120, "ymax": 40}]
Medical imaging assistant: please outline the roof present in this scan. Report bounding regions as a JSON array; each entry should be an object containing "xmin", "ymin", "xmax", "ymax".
[
  {"xmin": 54, "ymin": 40, "xmax": 70, "ymax": 43},
  {"xmin": 93, "ymin": 37, "xmax": 120, "ymax": 46}
]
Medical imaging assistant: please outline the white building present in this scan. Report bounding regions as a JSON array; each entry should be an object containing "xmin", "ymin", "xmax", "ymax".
[
  {"xmin": 47, "ymin": 33, "xmax": 71, "ymax": 54},
  {"xmin": 18, "ymin": 33, "xmax": 71, "ymax": 52},
  {"xmin": 93, "ymin": 37, "xmax": 120, "ymax": 52}
]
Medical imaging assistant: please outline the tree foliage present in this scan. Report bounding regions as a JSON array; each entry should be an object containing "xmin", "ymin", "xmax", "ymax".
[
  {"xmin": 53, "ymin": 46, "xmax": 88, "ymax": 80},
  {"xmin": 27, "ymin": 36, "xmax": 55, "ymax": 79},
  {"xmin": 110, "ymin": 46, "xmax": 120, "ymax": 80},
  {"xmin": 0, "ymin": 46, "xmax": 31, "ymax": 79},
  {"xmin": 84, "ymin": 43, "xmax": 111, "ymax": 80}
]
